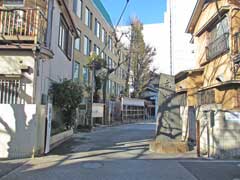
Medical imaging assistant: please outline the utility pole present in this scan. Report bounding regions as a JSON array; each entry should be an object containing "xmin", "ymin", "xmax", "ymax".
[
  {"xmin": 169, "ymin": 0, "xmax": 173, "ymax": 75},
  {"xmin": 91, "ymin": 62, "xmax": 95, "ymax": 127}
]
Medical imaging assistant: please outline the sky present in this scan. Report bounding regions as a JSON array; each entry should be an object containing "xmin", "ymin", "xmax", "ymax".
[{"xmin": 101, "ymin": 0, "xmax": 167, "ymax": 25}]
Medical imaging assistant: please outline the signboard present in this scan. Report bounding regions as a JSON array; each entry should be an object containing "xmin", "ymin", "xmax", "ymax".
[
  {"xmin": 92, "ymin": 103, "xmax": 104, "ymax": 118},
  {"xmin": 44, "ymin": 103, "xmax": 52, "ymax": 154},
  {"xmin": 225, "ymin": 112, "xmax": 240, "ymax": 123},
  {"xmin": 122, "ymin": 97, "xmax": 145, "ymax": 107}
]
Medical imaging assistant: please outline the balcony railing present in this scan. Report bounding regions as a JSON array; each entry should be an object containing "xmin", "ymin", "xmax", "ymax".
[
  {"xmin": 0, "ymin": 8, "xmax": 47, "ymax": 45},
  {"xmin": 206, "ymin": 33, "xmax": 229, "ymax": 61}
]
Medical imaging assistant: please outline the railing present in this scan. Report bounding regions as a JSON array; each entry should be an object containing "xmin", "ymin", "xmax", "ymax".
[
  {"xmin": 206, "ymin": 33, "xmax": 229, "ymax": 61},
  {"xmin": 0, "ymin": 79, "xmax": 26, "ymax": 104},
  {"xmin": 0, "ymin": 8, "xmax": 47, "ymax": 44}
]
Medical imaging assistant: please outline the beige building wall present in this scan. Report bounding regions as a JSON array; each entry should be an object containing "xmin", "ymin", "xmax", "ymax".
[{"xmin": 69, "ymin": 0, "xmax": 127, "ymax": 98}]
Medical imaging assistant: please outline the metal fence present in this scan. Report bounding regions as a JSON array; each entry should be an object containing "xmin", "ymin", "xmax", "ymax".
[{"xmin": 0, "ymin": 79, "xmax": 25, "ymax": 104}]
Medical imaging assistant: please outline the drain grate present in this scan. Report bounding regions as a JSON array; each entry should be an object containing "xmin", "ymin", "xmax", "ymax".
[{"xmin": 82, "ymin": 162, "xmax": 103, "ymax": 169}]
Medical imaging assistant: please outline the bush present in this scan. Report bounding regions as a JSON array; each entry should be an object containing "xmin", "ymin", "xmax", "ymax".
[{"xmin": 50, "ymin": 79, "xmax": 83, "ymax": 129}]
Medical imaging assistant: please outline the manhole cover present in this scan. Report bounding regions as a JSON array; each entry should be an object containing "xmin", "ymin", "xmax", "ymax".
[{"xmin": 82, "ymin": 162, "xmax": 103, "ymax": 169}]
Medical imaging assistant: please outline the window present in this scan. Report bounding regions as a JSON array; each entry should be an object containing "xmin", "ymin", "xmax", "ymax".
[
  {"xmin": 108, "ymin": 57, "xmax": 112, "ymax": 68},
  {"xmin": 83, "ymin": 67, "xmax": 89, "ymax": 84},
  {"xmin": 112, "ymin": 82, "xmax": 116, "ymax": 95},
  {"xmin": 108, "ymin": 80, "xmax": 112, "ymax": 94},
  {"xmin": 108, "ymin": 35, "xmax": 112, "ymax": 51},
  {"xmin": 73, "ymin": 61, "xmax": 80, "ymax": 81},
  {"xmin": 84, "ymin": 36, "xmax": 91, "ymax": 55},
  {"xmin": 85, "ymin": 7, "xmax": 92, "ymax": 29},
  {"xmin": 101, "ymin": 28, "xmax": 106, "ymax": 43},
  {"xmin": 206, "ymin": 16, "xmax": 229, "ymax": 61},
  {"xmin": 94, "ymin": 44, "xmax": 100, "ymax": 55},
  {"xmin": 101, "ymin": 52, "xmax": 107, "ymax": 66},
  {"xmin": 94, "ymin": 19, "xmax": 101, "ymax": 38},
  {"xmin": 73, "ymin": 0, "xmax": 82, "ymax": 18},
  {"xmin": 209, "ymin": 16, "xmax": 229, "ymax": 43},
  {"xmin": 74, "ymin": 30, "xmax": 81, "ymax": 51},
  {"xmin": 112, "ymin": 61, "xmax": 116, "ymax": 74},
  {"xmin": 197, "ymin": 89, "xmax": 215, "ymax": 105},
  {"xmin": 58, "ymin": 16, "xmax": 73, "ymax": 59}
]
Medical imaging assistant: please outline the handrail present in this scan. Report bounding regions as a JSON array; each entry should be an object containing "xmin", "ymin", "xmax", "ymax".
[{"xmin": 0, "ymin": 8, "xmax": 47, "ymax": 44}]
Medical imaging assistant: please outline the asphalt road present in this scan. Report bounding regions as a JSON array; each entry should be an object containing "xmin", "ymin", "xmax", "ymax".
[{"xmin": 1, "ymin": 122, "xmax": 240, "ymax": 180}]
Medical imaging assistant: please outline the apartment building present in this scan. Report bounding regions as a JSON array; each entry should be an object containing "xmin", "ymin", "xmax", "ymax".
[
  {"xmin": 176, "ymin": 0, "xmax": 240, "ymax": 158},
  {"xmin": 69, "ymin": 0, "xmax": 127, "ymax": 100}
]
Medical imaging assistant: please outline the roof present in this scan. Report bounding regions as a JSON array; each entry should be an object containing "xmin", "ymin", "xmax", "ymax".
[
  {"xmin": 175, "ymin": 68, "xmax": 204, "ymax": 83},
  {"xmin": 198, "ymin": 80, "xmax": 240, "ymax": 91},
  {"xmin": 186, "ymin": 0, "xmax": 206, "ymax": 34},
  {"xmin": 92, "ymin": 0, "xmax": 113, "ymax": 27}
]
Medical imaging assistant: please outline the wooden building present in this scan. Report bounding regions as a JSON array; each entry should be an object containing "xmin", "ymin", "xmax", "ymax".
[{"xmin": 176, "ymin": 0, "xmax": 240, "ymax": 158}]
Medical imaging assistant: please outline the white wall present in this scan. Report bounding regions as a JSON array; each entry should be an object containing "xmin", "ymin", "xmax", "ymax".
[
  {"xmin": 0, "ymin": 52, "xmax": 35, "ymax": 104},
  {"xmin": 39, "ymin": 0, "xmax": 74, "ymax": 99},
  {"xmin": 0, "ymin": 104, "xmax": 46, "ymax": 159}
]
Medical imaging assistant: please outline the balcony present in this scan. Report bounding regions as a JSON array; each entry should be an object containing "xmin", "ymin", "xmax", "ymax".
[
  {"xmin": 206, "ymin": 33, "xmax": 229, "ymax": 61},
  {"xmin": 0, "ymin": 8, "xmax": 47, "ymax": 45}
]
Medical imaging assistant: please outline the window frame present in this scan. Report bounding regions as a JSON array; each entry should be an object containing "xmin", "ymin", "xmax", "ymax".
[
  {"xmin": 73, "ymin": 0, "xmax": 82, "ymax": 18},
  {"xmin": 58, "ymin": 15, "xmax": 73, "ymax": 60},
  {"xmin": 74, "ymin": 30, "xmax": 81, "ymax": 51},
  {"xmin": 84, "ymin": 35, "xmax": 91, "ymax": 56},
  {"xmin": 83, "ymin": 66, "xmax": 89, "ymax": 84},
  {"xmin": 85, "ymin": 7, "xmax": 92, "ymax": 29}
]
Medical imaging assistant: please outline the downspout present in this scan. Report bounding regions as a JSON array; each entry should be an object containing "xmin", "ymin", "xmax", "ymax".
[{"xmin": 47, "ymin": 0, "xmax": 54, "ymax": 88}]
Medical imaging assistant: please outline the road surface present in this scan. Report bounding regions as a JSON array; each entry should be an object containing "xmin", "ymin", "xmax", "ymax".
[{"xmin": 1, "ymin": 122, "xmax": 240, "ymax": 180}]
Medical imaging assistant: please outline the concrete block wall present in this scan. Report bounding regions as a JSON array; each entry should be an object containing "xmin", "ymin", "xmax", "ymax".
[{"xmin": 197, "ymin": 104, "xmax": 240, "ymax": 159}]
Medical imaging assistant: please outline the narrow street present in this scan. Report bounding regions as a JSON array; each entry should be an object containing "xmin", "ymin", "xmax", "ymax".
[{"xmin": 1, "ymin": 122, "xmax": 240, "ymax": 180}]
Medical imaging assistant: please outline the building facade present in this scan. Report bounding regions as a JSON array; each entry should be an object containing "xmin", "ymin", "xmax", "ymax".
[
  {"xmin": 176, "ymin": 0, "xmax": 240, "ymax": 158},
  {"xmin": 69, "ymin": 0, "xmax": 127, "ymax": 101}
]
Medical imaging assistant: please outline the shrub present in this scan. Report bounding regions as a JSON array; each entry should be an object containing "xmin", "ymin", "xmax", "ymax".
[{"xmin": 50, "ymin": 79, "xmax": 83, "ymax": 129}]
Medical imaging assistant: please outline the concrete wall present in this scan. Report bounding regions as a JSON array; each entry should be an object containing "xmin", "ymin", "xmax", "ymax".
[
  {"xmin": 50, "ymin": 129, "xmax": 73, "ymax": 150},
  {"xmin": 197, "ymin": 104, "xmax": 240, "ymax": 159},
  {"xmin": 0, "ymin": 104, "xmax": 46, "ymax": 159},
  {"xmin": 0, "ymin": 51, "xmax": 35, "ymax": 104}
]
